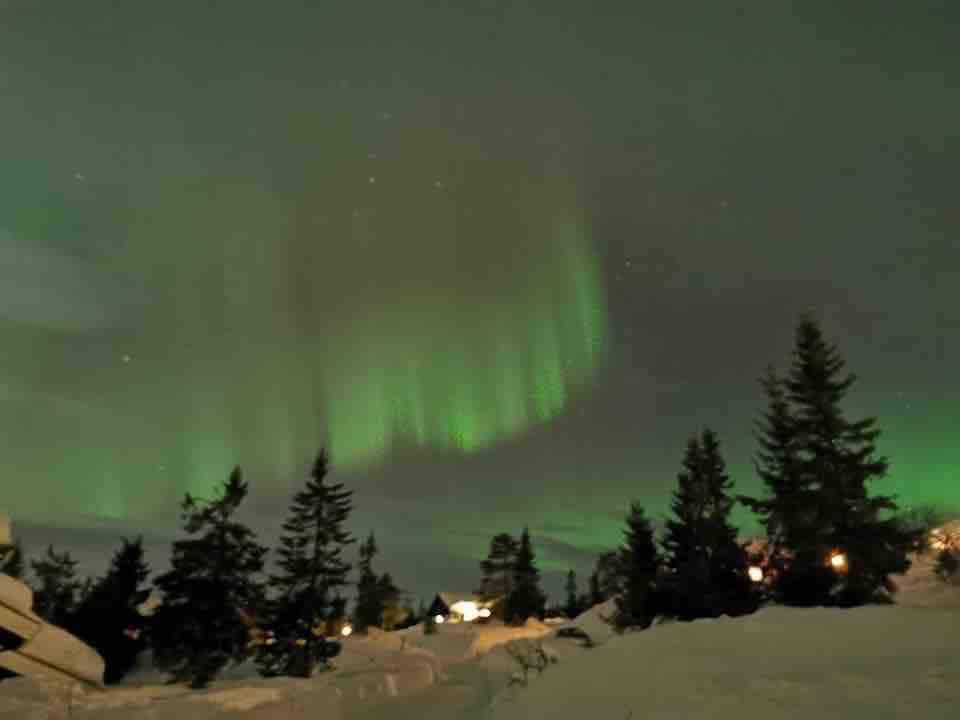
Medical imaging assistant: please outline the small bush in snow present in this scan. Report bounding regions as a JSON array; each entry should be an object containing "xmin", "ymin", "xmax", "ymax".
[{"xmin": 505, "ymin": 639, "xmax": 553, "ymax": 686}]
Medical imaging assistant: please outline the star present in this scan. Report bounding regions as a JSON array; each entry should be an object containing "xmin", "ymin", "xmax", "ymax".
[
  {"xmin": 369, "ymin": 177, "xmax": 376, "ymax": 183},
  {"xmin": 121, "ymin": 354, "xmax": 132, "ymax": 363},
  {"xmin": 74, "ymin": 173, "xmax": 85, "ymax": 181}
]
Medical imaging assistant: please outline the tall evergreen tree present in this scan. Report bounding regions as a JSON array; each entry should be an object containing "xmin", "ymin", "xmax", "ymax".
[
  {"xmin": 377, "ymin": 573, "xmax": 404, "ymax": 630},
  {"xmin": 661, "ymin": 429, "xmax": 752, "ymax": 619},
  {"xmin": 615, "ymin": 503, "xmax": 659, "ymax": 628},
  {"xmin": 153, "ymin": 467, "xmax": 268, "ymax": 688},
  {"xmin": 587, "ymin": 568, "xmax": 603, "ymax": 606},
  {"xmin": 590, "ymin": 550, "xmax": 623, "ymax": 603},
  {"xmin": 478, "ymin": 533, "xmax": 518, "ymax": 600},
  {"xmin": 31, "ymin": 545, "xmax": 82, "ymax": 627},
  {"xmin": 329, "ymin": 592, "xmax": 348, "ymax": 635},
  {"xmin": 353, "ymin": 533, "xmax": 384, "ymax": 633},
  {"xmin": 564, "ymin": 569, "xmax": 579, "ymax": 618},
  {"xmin": 0, "ymin": 540, "xmax": 25, "ymax": 579},
  {"xmin": 504, "ymin": 528, "xmax": 546, "ymax": 623},
  {"xmin": 740, "ymin": 367, "xmax": 808, "ymax": 551},
  {"xmin": 71, "ymin": 537, "xmax": 151, "ymax": 683},
  {"xmin": 775, "ymin": 315, "xmax": 919, "ymax": 605},
  {"xmin": 256, "ymin": 451, "xmax": 353, "ymax": 678}
]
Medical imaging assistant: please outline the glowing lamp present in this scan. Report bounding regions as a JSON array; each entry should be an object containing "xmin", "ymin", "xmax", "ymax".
[
  {"xmin": 478, "ymin": 607, "xmax": 492, "ymax": 618},
  {"xmin": 434, "ymin": 614, "xmax": 445, "ymax": 624},
  {"xmin": 450, "ymin": 600, "xmax": 480, "ymax": 622},
  {"xmin": 830, "ymin": 551, "xmax": 847, "ymax": 570},
  {"xmin": 341, "ymin": 624, "xmax": 353, "ymax": 637},
  {"xmin": 748, "ymin": 565, "xmax": 764, "ymax": 583},
  {"xmin": 930, "ymin": 530, "xmax": 947, "ymax": 551}
]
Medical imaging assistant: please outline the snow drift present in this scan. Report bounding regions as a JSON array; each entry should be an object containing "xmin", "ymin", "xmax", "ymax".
[{"xmin": 0, "ymin": 545, "xmax": 956, "ymax": 719}]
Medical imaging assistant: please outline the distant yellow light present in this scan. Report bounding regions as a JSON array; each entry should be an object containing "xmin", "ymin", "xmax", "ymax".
[
  {"xmin": 434, "ymin": 614, "xmax": 445, "ymax": 624},
  {"xmin": 830, "ymin": 551, "xmax": 847, "ymax": 570},
  {"xmin": 341, "ymin": 624, "xmax": 353, "ymax": 637},
  {"xmin": 478, "ymin": 607, "xmax": 492, "ymax": 618},
  {"xmin": 930, "ymin": 529, "xmax": 948, "ymax": 550},
  {"xmin": 748, "ymin": 566, "xmax": 764, "ymax": 583},
  {"xmin": 450, "ymin": 600, "xmax": 480, "ymax": 622}
]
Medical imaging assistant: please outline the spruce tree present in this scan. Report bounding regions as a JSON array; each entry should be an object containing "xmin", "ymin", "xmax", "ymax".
[
  {"xmin": 739, "ymin": 368, "xmax": 809, "ymax": 557},
  {"xmin": 31, "ymin": 545, "xmax": 82, "ymax": 627},
  {"xmin": 327, "ymin": 592, "xmax": 348, "ymax": 636},
  {"xmin": 777, "ymin": 315, "xmax": 918, "ymax": 605},
  {"xmin": 71, "ymin": 537, "xmax": 151, "ymax": 683},
  {"xmin": 256, "ymin": 450, "xmax": 353, "ymax": 678},
  {"xmin": 564, "ymin": 569, "xmax": 579, "ymax": 618},
  {"xmin": 615, "ymin": 503, "xmax": 659, "ymax": 628},
  {"xmin": 587, "ymin": 568, "xmax": 603, "ymax": 606},
  {"xmin": 353, "ymin": 533, "xmax": 384, "ymax": 633},
  {"xmin": 590, "ymin": 550, "xmax": 623, "ymax": 603},
  {"xmin": 378, "ymin": 573, "xmax": 404, "ymax": 630},
  {"xmin": 504, "ymin": 528, "xmax": 546, "ymax": 624},
  {"xmin": 661, "ymin": 430, "xmax": 751, "ymax": 619},
  {"xmin": 478, "ymin": 533, "xmax": 518, "ymax": 600},
  {"xmin": 153, "ymin": 467, "xmax": 268, "ymax": 688}
]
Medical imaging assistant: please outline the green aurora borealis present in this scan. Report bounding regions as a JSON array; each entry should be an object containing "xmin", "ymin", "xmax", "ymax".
[{"xmin": 1, "ymin": 0, "xmax": 958, "ymax": 598}]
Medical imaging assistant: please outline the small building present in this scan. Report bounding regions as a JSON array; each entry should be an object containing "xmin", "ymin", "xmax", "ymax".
[{"xmin": 428, "ymin": 592, "xmax": 504, "ymax": 623}]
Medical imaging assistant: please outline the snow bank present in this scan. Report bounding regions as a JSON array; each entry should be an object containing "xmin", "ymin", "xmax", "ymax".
[
  {"xmin": 558, "ymin": 597, "xmax": 618, "ymax": 647},
  {"xmin": 3, "ymin": 554, "xmax": 958, "ymax": 720},
  {"xmin": 891, "ymin": 547, "xmax": 960, "ymax": 609},
  {"xmin": 468, "ymin": 618, "xmax": 551, "ymax": 657},
  {"xmin": 491, "ymin": 604, "xmax": 960, "ymax": 720}
]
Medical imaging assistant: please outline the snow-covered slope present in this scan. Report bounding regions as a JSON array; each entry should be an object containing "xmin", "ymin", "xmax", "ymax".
[
  {"xmin": 0, "ymin": 551, "xmax": 957, "ymax": 719},
  {"xmin": 492, "ymin": 604, "xmax": 958, "ymax": 720}
]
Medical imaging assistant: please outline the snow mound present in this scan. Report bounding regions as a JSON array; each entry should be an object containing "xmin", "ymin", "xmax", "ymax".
[
  {"xmin": 468, "ymin": 619, "xmax": 551, "ymax": 657},
  {"xmin": 891, "ymin": 547, "xmax": 960, "ymax": 609},
  {"xmin": 491, "ymin": 603, "xmax": 960, "ymax": 720},
  {"xmin": 559, "ymin": 598, "xmax": 618, "ymax": 647},
  {"xmin": 395, "ymin": 620, "xmax": 550, "ymax": 663}
]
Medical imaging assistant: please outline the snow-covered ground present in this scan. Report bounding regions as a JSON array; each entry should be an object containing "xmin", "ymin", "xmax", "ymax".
[{"xmin": 1, "ymin": 548, "xmax": 957, "ymax": 719}]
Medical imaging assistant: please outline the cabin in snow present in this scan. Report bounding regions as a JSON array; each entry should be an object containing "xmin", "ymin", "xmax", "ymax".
[{"xmin": 428, "ymin": 592, "xmax": 504, "ymax": 623}]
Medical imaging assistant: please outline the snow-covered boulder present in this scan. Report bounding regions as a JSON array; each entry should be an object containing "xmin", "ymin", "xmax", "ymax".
[{"xmin": 555, "ymin": 598, "xmax": 618, "ymax": 648}]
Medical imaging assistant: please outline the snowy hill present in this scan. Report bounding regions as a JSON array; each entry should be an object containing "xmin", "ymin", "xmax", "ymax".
[
  {"xmin": 491, "ymin": 604, "xmax": 958, "ymax": 720},
  {"xmin": 0, "ymin": 547, "xmax": 957, "ymax": 719}
]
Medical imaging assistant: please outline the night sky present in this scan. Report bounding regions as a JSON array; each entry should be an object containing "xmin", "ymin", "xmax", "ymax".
[{"xmin": 2, "ymin": 1, "xmax": 958, "ymax": 602}]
